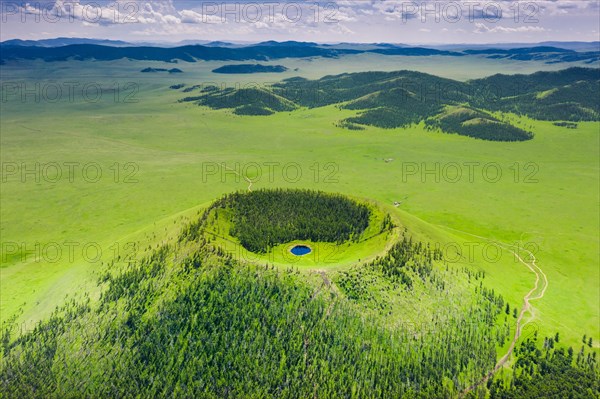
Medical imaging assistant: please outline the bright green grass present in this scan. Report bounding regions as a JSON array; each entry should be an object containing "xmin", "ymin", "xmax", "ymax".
[{"xmin": 0, "ymin": 59, "xmax": 598, "ymax": 351}]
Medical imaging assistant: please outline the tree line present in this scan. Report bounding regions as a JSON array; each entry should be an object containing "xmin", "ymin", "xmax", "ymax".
[{"xmin": 219, "ymin": 189, "xmax": 372, "ymax": 253}]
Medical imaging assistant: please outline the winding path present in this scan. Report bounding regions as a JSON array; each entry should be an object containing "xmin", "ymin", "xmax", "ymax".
[
  {"xmin": 437, "ymin": 227, "xmax": 549, "ymax": 396},
  {"xmin": 222, "ymin": 164, "xmax": 253, "ymax": 191}
]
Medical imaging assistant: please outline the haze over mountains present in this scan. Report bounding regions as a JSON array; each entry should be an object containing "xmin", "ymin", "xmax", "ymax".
[
  {"xmin": 1, "ymin": 38, "xmax": 599, "ymax": 65},
  {"xmin": 0, "ymin": 37, "xmax": 133, "ymax": 47},
  {"xmin": 2, "ymin": 37, "xmax": 599, "ymax": 50}
]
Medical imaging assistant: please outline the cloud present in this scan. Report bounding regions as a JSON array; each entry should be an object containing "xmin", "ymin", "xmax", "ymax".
[
  {"xmin": 470, "ymin": 8, "xmax": 503, "ymax": 21},
  {"xmin": 537, "ymin": 0, "xmax": 595, "ymax": 16},
  {"xmin": 14, "ymin": 0, "xmax": 148, "ymax": 26},
  {"xmin": 474, "ymin": 23, "xmax": 548, "ymax": 34},
  {"xmin": 1, "ymin": 0, "xmax": 598, "ymax": 43},
  {"xmin": 370, "ymin": 0, "xmax": 420, "ymax": 21}
]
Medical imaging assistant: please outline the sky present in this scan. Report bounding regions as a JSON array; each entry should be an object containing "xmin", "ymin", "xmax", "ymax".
[{"xmin": 1, "ymin": 0, "xmax": 599, "ymax": 44}]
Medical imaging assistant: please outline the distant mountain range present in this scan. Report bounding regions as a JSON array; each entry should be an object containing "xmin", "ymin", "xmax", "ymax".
[
  {"xmin": 430, "ymin": 41, "xmax": 600, "ymax": 52},
  {"xmin": 2, "ymin": 38, "xmax": 599, "ymax": 51},
  {"xmin": 0, "ymin": 37, "xmax": 132, "ymax": 47},
  {"xmin": 1, "ymin": 39, "xmax": 599, "ymax": 65},
  {"xmin": 212, "ymin": 64, "xmax": 288, "ymax": 74}
]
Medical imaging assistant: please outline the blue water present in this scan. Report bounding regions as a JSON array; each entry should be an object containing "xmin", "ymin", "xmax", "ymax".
[{"xmin": 291, "ymin": 245, "xmax": 312, "ymax": 256}]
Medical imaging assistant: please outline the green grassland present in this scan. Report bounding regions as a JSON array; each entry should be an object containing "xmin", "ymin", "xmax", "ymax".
[{"xmin": 1, "ymin": 55, "xmax": 598, "ymax": 358}]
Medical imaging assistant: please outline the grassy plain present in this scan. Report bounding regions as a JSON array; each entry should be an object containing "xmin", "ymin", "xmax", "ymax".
[{"xmin": 0, "ymin": 55, "xmax": 598, "ymax": 351}]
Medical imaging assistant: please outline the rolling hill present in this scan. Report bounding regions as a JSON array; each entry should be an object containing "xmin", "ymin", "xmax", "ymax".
[{"xmin": 175, "ymin": 67, "xmax": 599, "ymax": 141}]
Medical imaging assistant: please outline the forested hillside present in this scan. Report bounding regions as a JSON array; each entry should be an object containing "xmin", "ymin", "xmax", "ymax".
[
  {"xmin": 424, "ymin": 107, "xmax": 534, "ymax": 141},
  {"xmin": 0, "ymin": 205, "xmax": 496, "ymax": 398},
  {"xmin": 1, "ymin": 191, "xmax": 597, "ymax": 398},
  {"xmin": 177, "ymin": 67, "xmax": 599, "ymax": 141},
  {"xmin": 489, "ymin": 334, "xmax": 599, "ymax": 398}
]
